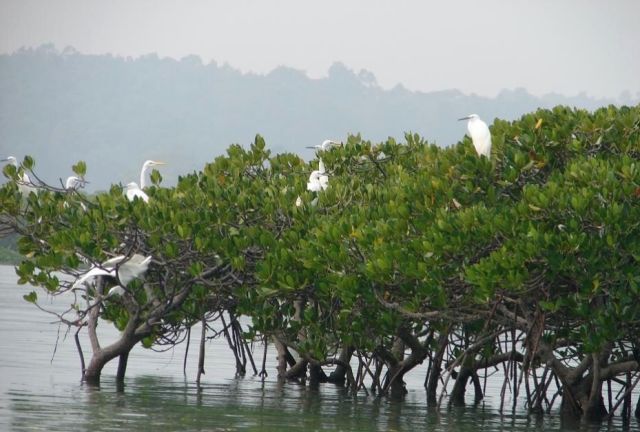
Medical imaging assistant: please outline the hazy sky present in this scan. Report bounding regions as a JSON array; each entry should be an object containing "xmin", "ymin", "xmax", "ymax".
[{"xmin": 1, "ymin": 0, "xmax": 639, "ymax": 99}]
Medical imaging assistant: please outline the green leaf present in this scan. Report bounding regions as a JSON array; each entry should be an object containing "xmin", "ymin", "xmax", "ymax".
[
  {"xmin": 72, "ymin": 161, "xmax": 87, "ymax": 176},
  {"xmin": 150, "ymin": 169, "xmax": 163, "ymax": 185},
  {"xmin": 23, "ymin": 291, "xmax": 38, "ymax": 303},
  {"xmin": 23, "ymin": 156, "xmax": 34, "ymax": 169},
  {"xmin": 258, "ymin": 287, "xmax": 278, "ymax": 298}
]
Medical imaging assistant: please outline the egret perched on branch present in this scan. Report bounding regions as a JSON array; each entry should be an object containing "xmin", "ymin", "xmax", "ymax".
[
  {"xmin": 1, "ymin": 156, "xmax": 37, "ymax": 195},
  {"xmin": 72, "ymin": 254, "xmax": 152, "ymax": 298},
  {"xmin": 458, "ymin": 114, "xmax": 492, "ymax": 158},
  {"xmin": 65, "ymin": 176, "xmax": 87, "ymax": 191},
  {"xmin": 306, "ymin": 139, "xmax": 341, "ymax": 153},
  {"xmin": 124, "ymin": 160, "xmax": 165, "ymax": 202},
  {"xmin": 307, "ymin": 159, "xmax": 329, "ymax": 192},
  {"xmin": 63, "ymin": 176, "xmax": 88, "ymax": 210}
]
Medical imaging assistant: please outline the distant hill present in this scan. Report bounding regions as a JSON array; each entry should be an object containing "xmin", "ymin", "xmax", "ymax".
[{"xmin": 0, "ymin": 44, "xmax": 625, "ymax": 191}]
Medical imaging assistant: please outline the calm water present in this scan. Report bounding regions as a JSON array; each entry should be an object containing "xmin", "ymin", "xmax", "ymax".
[{"xmin": 0, "ymin": 265, "xmax": 635, "ymax": 431}]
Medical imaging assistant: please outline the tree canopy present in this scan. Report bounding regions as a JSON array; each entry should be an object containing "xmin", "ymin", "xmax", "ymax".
[{"xmin": 2, "ymin": 104, "xmax": 640, "ymax": 421}]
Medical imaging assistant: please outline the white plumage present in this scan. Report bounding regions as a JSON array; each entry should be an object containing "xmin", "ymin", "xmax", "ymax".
[
  {"xmin": 139, "ymin": 160, "xmax": 166, "ymax": 189},
  {"xmin": 125, "ymin": 182, "xmax": 149, "ymax": 202},
  {"xmin": 123, "ymin": 160, "xmax": 165, "ymax": 202},
  {"xmin": 307, "ymin": 158, "xmax": 329, "ymax": 192},
  {"xmin": 306, "ymin": 139, "xmax": 341, "ymax": 152},
  {"xmin": 459, "ymin": 114, "xmax": 492, "ymax": 158},
  {"xmin": 65, "ymin": 176, "xmax": 87, "ymax": 191},
  {"xmin": 72, "ymin": 254, "xmax": 152, "ymax": 296}
]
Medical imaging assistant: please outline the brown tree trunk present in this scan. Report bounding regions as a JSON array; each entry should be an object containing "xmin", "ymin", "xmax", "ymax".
[
  {"xmin": 388, "ymin": 364, "xmax": 407, "ymax": 399},
  {"xmin": 583, "ymin": 354, "xmax": 607, "ymax": 421},
  {"xmin": 327, "ymin": 345, "xmax": 354, "ymax": 385},
  {"xmin": 426, "ymin": 332, "xmax": 449, "ymax": 406},
  {"xmin": 116, "ymin": 352, "xmax": 129, "ymax": 382},
  {"xmin": 583, "ymin": 386, "xmax": 607, "ymax": 421},
  {"xmin": 274, "ymin": 337, "xmax": 287, "ymax": 379},
  {"xmin": 559, "ymin": 375, "xmax": 608, "ymax": 422},
  {"xmin": 83, "ymin": 338, "xmax": 137, "ymax": 385},
  {"xmin": 309, "ymin": 363, "xmax": 328, "ymax": 386},
  {"xmin": 388, "ymin": 337, "xmax": 406, "ymax": 399},
  {"xmin": 385, "ymin": 329, "xmax": 432, "ymax": 399},
  {"xmin": 273, "ymin": 336, "xmax": 296, "ymax": 379},
  {"xmin": 196, "ymin": 315, "xmax": 206, "ymax": 386},
  {"xmin": 83, "ymin": 356, "xmax": 106, "ymax": 385},
  {"xmin": 471, "ymin": 371, "xmax": 484, "ymax": 403},
  {"xmin": 79, "ymin": 274, "xmax": 194, "ymax": 385},
  {"xmin": 82, "ymin": 278, "xmax": 142, "ymax": 384},
  {"xmin": 450, "ymin": 366, "xmax": 472, "ymax": 406}
]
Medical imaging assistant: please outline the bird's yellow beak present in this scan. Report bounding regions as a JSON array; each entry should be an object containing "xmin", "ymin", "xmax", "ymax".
[{"xmin": 153, "ymin": 161, "xmax": 167, "ymax": 165}]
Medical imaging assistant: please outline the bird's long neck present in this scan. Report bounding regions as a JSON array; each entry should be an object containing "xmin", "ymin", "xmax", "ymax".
[{"xmin": 140, "ymin": 165, "xmax": 148, "ymax": 189}]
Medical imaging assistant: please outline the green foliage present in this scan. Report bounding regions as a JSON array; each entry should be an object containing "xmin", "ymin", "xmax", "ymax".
[
  {"xmin": 72, "ymin": 161, "xmax": 87, "ymax": 177},
  {"xmin": 0, "ymin": 236, "xmax": 22, "ymax": 264},
  {"xmin": 23, "ymin": 291, "xmax": 37, "ymax": 303},
  {"xmin": 1, "ymin": 104, "xmax": 640, "ymax": 363}
]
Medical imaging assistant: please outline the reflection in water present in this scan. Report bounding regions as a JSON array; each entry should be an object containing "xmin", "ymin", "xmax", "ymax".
[
  {"xmin": 0, "ymin": 265, "xmax": 637, "ymax": 431},
  {"xmin": 11, "ymin": 376, "xmax": 624, "ymax": 432}
]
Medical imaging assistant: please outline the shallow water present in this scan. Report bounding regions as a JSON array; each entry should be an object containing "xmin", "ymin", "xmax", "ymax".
[{"xmin": 0, "ymin": 265, "xmax": 636, "ymax": 431}]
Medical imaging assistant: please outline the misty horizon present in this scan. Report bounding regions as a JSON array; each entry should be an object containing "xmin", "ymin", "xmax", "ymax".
[
  {"xmin": 5, "ymin": 43, "xmax": 640, "ymax": 104},
  {"xmin": 2, "ymin": 1, "xmax": 639, "ymax": 101},
  {"xmin": 1, "ymin": 45, "xmax": 634, "ymax": 193}
]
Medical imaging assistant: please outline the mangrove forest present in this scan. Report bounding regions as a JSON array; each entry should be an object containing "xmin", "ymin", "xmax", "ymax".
[{"xmin": 2, "ymin": 104, "xmax": 640, "ymax": 423}]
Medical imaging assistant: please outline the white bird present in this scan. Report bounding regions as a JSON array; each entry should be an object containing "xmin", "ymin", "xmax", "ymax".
[
  {"xmin": 63, "ymin": 176, "xmax": 89, "ymax": 211},
  {"xmin": 123, "ymin": 160, "xmax": 165, "ymax": 202},
  {"xmin": 106, "ymin": 286, "xmax": 126, "ymax": 297},
  {"xmin": 307, "ymin": 158, "xmax": 329, "ymax": 192},
  {"xmin": 459, "ymin": 114, "xmax": 492, "ymax": 158},
  {"xmin": 65, "ymin": 176, "xmax": 87, "ymax": 191},
  {"xmin": 139, "ymin": 160, "xmax": 166, "ymax": 189},
  {"xmin": 125, "ymin": 182, "xmax": 149, "ymax": 202},
  {"xmin": 306, "ymin": 139, "xmax": 341, "ymax": 152},
  {"xmin": 2, "ymin": 156, "xmax": 37, "ymax": 195},
  {"xmin": 72, "ymin": 254, "xmax": 152, "ymax": 297},
  {"xmin": 295, "ymin": 196, "xmax": 303, "ymax": 207}
]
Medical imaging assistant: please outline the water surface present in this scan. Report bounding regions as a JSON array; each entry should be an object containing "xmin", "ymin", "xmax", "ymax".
[{"xmin": 0, "ymin": 265, "xmax": 634, "ymax": 431}]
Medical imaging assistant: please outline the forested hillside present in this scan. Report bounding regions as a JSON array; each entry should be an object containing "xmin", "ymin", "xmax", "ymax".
[{"xmin": 0, "ymin": 44, "xmax": 619, "ymax": 191}]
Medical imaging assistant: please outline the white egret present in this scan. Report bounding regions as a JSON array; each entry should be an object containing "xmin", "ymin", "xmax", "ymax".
[
  {"xmin": 458, "ymin": 114, "xmax": 492, "ymax": 158},
  {"xmin": 125, "ymin": 182, "xmax": 149, "ymax": 203},
  {"xmin": 2, "ymin": 156, "xmax": 37, "ymax": 195},
  {"xmin": 307, "ymin": 158, "xmax": 329, "ymax": 192},
  {"xmin": 63, "ymin": 176, "xmax": 89, "ymax": 211},
  {"xmin": 65, "ymin": 176, "xmax": 87, "ymax": 191},
  {"xmin": 72, "ymin": 254, "xmax": 152, "ymax": 297},
  {"xmin": 123, "ymin": 160, "xmax": 165, "ymax": 202},
  {"xmin": 306, "ymin": 139, "xmax": 341, "ymax": 152},
  {"xmin": 295, "ymin": 196, "xmax": 303, "ymax": 207},
  {"xmin": 139, "ymin": 160, "xmax": 166, "ymax": 189}
]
